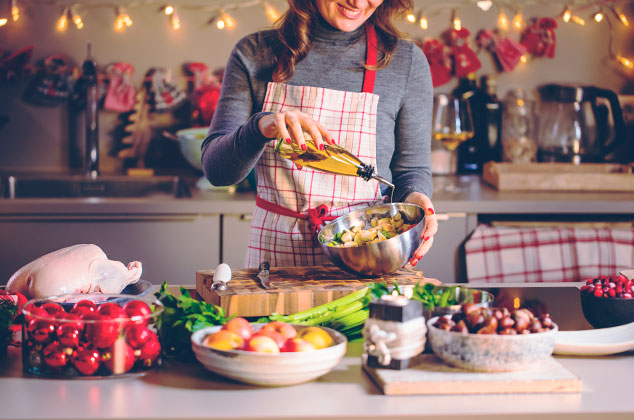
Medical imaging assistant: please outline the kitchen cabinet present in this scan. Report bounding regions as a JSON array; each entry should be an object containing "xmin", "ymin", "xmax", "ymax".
[
  {"xmin": 221, "ymin": 213, "xmax": 252, "ymax": 268},
  {"xmin": 0, "ymin": 214, "xmax": 219, "ymax": 286}
]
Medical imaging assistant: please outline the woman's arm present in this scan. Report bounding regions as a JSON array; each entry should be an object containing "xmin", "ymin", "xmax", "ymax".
[
  {"xmin": 394, "ymin": 45, "xmax": 437, "ymax": 264},
  {"xmin": 201, "ymin": 38, "xmax": 272, "ymax": 187},
  {"xmin": 390, "ymin": 44, "xmax": 434, "ymax": 202}
]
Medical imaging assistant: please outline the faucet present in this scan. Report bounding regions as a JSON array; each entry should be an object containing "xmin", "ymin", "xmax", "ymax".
[{"xmin": 83, "ymin": 41, "xmax": 99, "ymax": 178}]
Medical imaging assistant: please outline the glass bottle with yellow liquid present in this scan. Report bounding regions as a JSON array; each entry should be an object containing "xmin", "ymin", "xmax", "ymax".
[{"xmin": 274, "ymin": 136, "xmax": 395, "ymax": 191}]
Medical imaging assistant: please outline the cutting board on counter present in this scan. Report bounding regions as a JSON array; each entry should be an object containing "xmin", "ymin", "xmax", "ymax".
[
  {"xmin": 196, "ymin": 265, "xmax": 440, "ymax": 317},
  {"xmin": 363, "ymin": 354, "xmax": 582, "ymax": 395},
  {"xmin": 483, "ymin": 161, "xmax": 634, "ymax": 192}
]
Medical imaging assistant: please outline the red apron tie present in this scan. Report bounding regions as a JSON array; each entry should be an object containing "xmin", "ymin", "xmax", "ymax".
[{"xmin": 256, "ymin": 196, "xmax": 336, "ymax": 246}]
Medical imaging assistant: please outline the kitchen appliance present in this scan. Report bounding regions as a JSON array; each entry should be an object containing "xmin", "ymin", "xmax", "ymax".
[{"xmin": 537, "ymin": 84, "xmax": 628, "ymax": 164}]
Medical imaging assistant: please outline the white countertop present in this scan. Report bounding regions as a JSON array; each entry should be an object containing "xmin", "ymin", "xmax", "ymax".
[{"xmin": 2, "ymin": 331, "xmax": 633, "ymax": 419}]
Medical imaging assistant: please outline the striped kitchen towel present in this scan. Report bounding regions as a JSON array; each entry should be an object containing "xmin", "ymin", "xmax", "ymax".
[{"xmin": 465, "ymin": 225, "xmax": 634, "ymax": 283}]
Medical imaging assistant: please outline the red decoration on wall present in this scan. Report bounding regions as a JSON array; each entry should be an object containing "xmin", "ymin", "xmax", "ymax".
[
  {"xmin": 521, "ymin": 17, "xmax": 558, "ymax": 59},
  {"xmin": 418, "ymin": 38, "xmax": 452, "ymax": 87},
  {"xmin": 103, "ymin": 62, "xmax": 137, "ymax": 113},
  {"xmin": 448, "ymin": 28, "xmax": 482, "ymax": 77},
  {"xmin": 476, "ymin": 30, "xmax": 527, "ymax": 72}
]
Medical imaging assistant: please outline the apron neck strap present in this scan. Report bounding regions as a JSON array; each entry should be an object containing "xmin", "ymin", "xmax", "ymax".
[{"xmin": 362, "ymin": 24, "xmax": 377, "ymax": 94}]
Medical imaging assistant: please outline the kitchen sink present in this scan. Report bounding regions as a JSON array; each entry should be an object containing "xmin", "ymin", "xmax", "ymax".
[{"xmin": 1, "ymin": 175, "xmax": 192, "ymax": 199}]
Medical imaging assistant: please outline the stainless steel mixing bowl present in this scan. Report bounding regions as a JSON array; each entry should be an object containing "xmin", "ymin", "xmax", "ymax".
[{"xmin": 318, "ymin": 202, "xmax": 425, "ymax": 276}]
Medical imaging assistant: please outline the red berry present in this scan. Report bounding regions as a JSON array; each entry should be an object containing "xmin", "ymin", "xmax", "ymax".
[
  {"xmin": 137, "ymin": 335, "xmax": 161, "ymax": 367},
  {"xmin": 72, "ymin": 347, "xmax": 101, "ymax": 375},
  {"xmin": 587, "ymin": 285, "xmax": 595, "ymax": 293},
  {"xmin": 57, "ymin": 324, "xmax": 81, "ymax": 348},
  {"xmin": 594, "ymin": 288, "xmax": 603, "ymax": 298},
  {"xmin": 27, "ymin": 318, "xmax": 56, "ymax": 343},
  {"xmin": 43, "ymin": 341, "xmax": 68, "ymax": 368},
  {"xmin": 125, "ymin": 325, "xmax": 152, "ymax": 349},
  {"xmin": 608, "ymin": 289, "xmax": 616, "ymax": 298},
  {"xmin": 83, "ymin": 314, "xmax": 121, "ymax": 348},
  {"xmin": 102, "ymin": 339, "xmax": 135, "ymax": 374},
  {"xmin": 123, "ymin": 300, "xmax": 152, "ymax": 326},
  {"xmin": 97, "ymin": 302, "xmax": 127, "ymax": 320},
  {"xmin": 623, "ymin": 293, "xmax": 632, "ymax": 299},
  {"xmin": 617, "ymin": 274, "xmax": 628, "ymax": 283}
]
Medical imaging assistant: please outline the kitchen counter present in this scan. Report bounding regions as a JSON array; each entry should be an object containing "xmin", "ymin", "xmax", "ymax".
[
  {"xmin": 1, "ymin": 283, "xmax": 633, "ymax": 420},
  {"xmin": 0, "ymin": 175, "xmax": 633, "ymax": 215}
]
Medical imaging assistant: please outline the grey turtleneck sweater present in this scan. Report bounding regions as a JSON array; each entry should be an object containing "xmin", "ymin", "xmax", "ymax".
[{"xmin": 201, "ymin": 19, "xmax": 433, "ymax": 202}]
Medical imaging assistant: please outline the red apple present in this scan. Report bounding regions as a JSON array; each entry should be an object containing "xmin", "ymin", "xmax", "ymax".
[
  {"xmin": 252, "ymin": 328, "xmax": 285, "ymax": 349},
  {"xmin": 282, "ymin": 337, "xmax": 316, "ymax": 353},
  {"xmin": 244, "ymin": 335, "xmax": 280, "ymax": 354},
  {"xmin": 262, "ymin": 321, "xmax": 297, "ymax": 340},
  {"xmin": 221, "ymin": 317, "xmax": 254, "ymax": 341}
]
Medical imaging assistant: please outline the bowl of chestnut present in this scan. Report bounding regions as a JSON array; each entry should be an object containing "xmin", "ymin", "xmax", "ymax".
[
  {"xmin": 427, "ymin": 303, "xmax": 557, "ymax": 372},
  {"xmin": 579, "ymin": 274, "xmax": 634, "ymax": 329},
  {"xmin": 21, "ymin": 293, "xmax": 163, "ymax": 378}
]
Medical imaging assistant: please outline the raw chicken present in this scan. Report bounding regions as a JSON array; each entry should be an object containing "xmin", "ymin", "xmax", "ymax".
[{"xmin": 6, "ymin": 244, "xmax": 142, "ymax": 299}]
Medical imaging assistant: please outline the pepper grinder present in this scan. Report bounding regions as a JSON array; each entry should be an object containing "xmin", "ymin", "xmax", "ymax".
[{"xmin": 362, "ymin": 294, "xmax": 426, "ymax": 370}]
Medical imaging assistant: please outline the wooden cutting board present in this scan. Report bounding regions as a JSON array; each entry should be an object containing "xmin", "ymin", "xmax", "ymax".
[
  {"xmin": 196, "ymin": 265, "xmax": 440, "ymax": 317},
  {"xmin": 363, "ymin": 354, "xmax": 582, "ymax": 395},
  {"xmin": 483, "ymin": 161, "xmax": 634, "ymax": 191}
]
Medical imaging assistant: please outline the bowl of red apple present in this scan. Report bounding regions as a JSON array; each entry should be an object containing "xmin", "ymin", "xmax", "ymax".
[
  {"xmin": 191, "ymin": 317, "xmax": 347, "ymax": 386},
  {"xmin": 21, "ymin": 293, "xmax": 163, "ymax": 378}
]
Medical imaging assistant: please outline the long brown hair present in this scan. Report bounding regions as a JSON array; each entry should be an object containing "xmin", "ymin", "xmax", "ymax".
[{"xmin": 273, "ymin": 0, "xmax": 413, "ymax": 82}]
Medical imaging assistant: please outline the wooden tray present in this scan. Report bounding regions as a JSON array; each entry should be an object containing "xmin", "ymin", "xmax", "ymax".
[
  {"xmin": 483, "ymin": 162, "xmax": 634, "ymax": 192},
  {"xmin": 196, "ymin": 265, "xmax": 439, "ymax": 317},
  {"xmin": 363, "ymin": 354, "xmax": 582, "ymax": 395}
]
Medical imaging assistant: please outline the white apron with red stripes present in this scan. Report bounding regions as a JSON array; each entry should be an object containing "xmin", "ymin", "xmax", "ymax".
[{"xmin": 245, "ymin": 27, "xmax": 383, "ymax": 268}]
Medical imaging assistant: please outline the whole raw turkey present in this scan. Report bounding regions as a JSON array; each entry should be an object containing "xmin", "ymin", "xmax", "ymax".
[{"xmin": 6, "ymin": 244, "xmax": 142, "ymax": 299}]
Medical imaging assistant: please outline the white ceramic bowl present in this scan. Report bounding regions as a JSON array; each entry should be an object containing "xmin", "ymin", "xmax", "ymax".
[
  {"xmin": 191, "ymin": 324, "xmax": 347, "ymax": 386},
  {"xmin": 427, "ymin": 316, "xmax": 558, "ymax": 372}
]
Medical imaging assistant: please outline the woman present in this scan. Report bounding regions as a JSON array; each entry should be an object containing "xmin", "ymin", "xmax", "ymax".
[{"xmin": 202, "ymin": 0, "xmax": 437, "ymax": 268}]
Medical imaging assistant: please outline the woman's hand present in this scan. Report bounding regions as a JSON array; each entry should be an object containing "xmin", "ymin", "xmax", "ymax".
[
  {"xmin": 404, "ymin": 192, "xmax": 438, "ymax": 267},
  {"xmin": 258, "ymin": 110, "xmax": 335, "ymax": 152}
]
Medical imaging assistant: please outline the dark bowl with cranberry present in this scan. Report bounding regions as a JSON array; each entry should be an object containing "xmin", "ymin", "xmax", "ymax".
[
  {"xmin": 580, "ymin": 275, "xmax": 634, "ymax": 329},
  {"xmin": 21, "ymin": 293, "xmax": 163, "ymax": 378}
]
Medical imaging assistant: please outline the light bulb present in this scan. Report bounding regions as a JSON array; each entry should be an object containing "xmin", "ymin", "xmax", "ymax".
[
  {"xmin": 11, "ymin": 0, "xmax": 19, "ymax": 22},
  {"xmin": 164, "ymin": 5, "xmax": 174, "ymax": 15},
  {"xmin": 571, "ymin": 15, "xmax": 585, "ymax": 26},
  {"xmin": 617, "ymin": 56, "xmax": 633, "ymax": 70},
  {"xmin": 57, "ymin": 7, "xmax": 69, "ymax": 31},
  {"xmin": 114, "ymin": 7, "xmax": 132, "ymax": 32},
  {"xmin": 498, "ymin": 9, "xmax": 509, "ymax": 31},
  {"xmin": 263, "ymin": 2, "xmax": 279, "ymax": 22},
  {"xmin": 0, "ymin": 18, "xmax": 7, "ymax": 26},
  {"xmin": 420, "ymin": 15, "xmax": 428, "ymax": 30},
  {"xmin": 593, "ymin": 11, "xmax": 604, "ymax": 23},
  {"xmin": 613, "ymin": 8, "xmax": 629, "ymax": 27},
  {"xmin": 562, "ymin": 6, "xmax": 572, "ymax": 23},
  {"xmin": 476, "ymin": 1, "xmax": 493, "ymax": 12},
  {"xmin": 520, "ymin": 55, "xmax": 527, "ymax": 64},
  {"xmin": 216, "ymin": 19, "xmax": 225, "ymax": 30},
  {"xmin": 512, "ymin": 12, "xmax": 523, "ymax": 30},
  {"xmin": 72, "ymin": 13, "xmax": 83, "ymax": 29},
  {"xmin": 221, "ymin": 12, "xmax": 235, "ymax": 29},
  {"xmin": 406, "ymin": 11, "xmax": 415, "ymax": 23},
  {"xmin": 170, "ymin": 12, "xmax": 181, "ymax": 30}
]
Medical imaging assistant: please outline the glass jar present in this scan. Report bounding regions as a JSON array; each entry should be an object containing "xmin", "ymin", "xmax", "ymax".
[{"xmin": 501, "ymin": 89, "xmax": 538, "ymax": 163}]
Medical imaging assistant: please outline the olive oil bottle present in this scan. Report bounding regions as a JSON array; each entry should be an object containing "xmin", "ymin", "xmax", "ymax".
[{"xmin": 274, "ymin": 137, "xmax": 394, "ymax": 190}]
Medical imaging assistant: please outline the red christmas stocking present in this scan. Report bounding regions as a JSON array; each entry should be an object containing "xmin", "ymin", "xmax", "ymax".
[{"xmin": 103, "ymin": 62, "xmax": 136, "ymax": 113}]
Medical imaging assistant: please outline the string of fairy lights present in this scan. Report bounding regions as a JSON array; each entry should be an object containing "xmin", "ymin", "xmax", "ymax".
[{"xmin": 0, "ymin": 0, "xmax": 632, "ymax": 71}]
